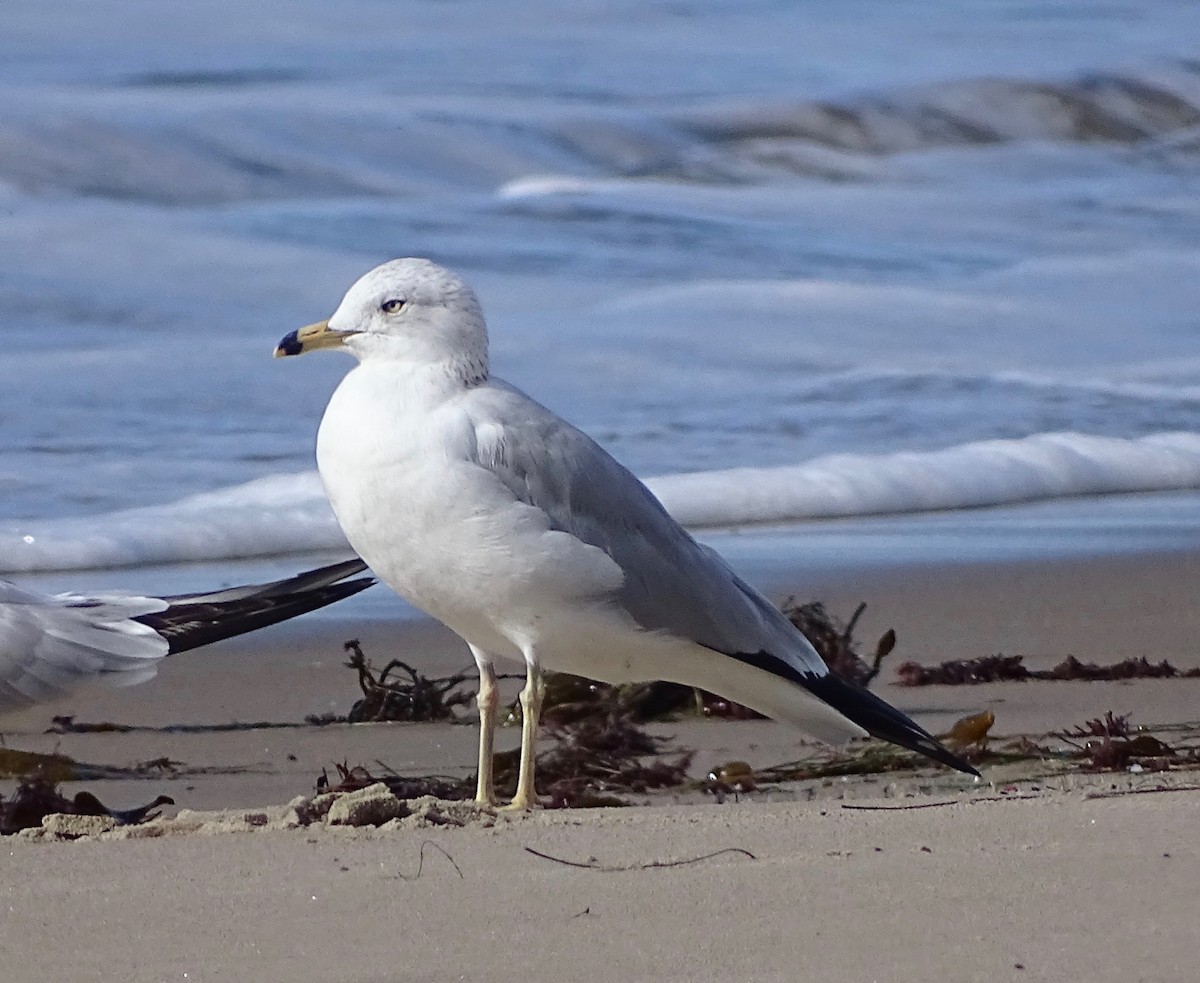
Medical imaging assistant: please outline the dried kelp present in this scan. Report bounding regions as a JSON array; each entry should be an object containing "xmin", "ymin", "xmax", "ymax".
[
  {"xmin": 896, "ymin": 654, "xmax": 1200, "ymax": 686},
  {"xmin": 315, "ymin": 761, "xmax": 471, "ymax": 801},
  {"xmin": 0, "ymin": 748, "xmax": 82, "ymax": 783},
  {"xmin": 781, "ymin": 599, "xmax": 896, "ymax": 688},
  {"xmin": 746, "ymin": 711, "xmax": 1000, "ymax": 785},
  {"xmin": 50, "ymin": 715, "xmax": 310, "ymax": 735},
  {"xmin": 1051, "ymin": 712, "xmax": 1188, "ymax": 772},
  {"xmin": 315, "ymin": 712, "xmax": 693, "ymax": 808},
  {"xmin": 1045, "ymin": 656, "xmax": 1200, "ymax": 681},
  {"xmin": 342, "ymin": 639, "xmax": 475, "ymax": 722},
  {"xmin": 1064, "ymin": 710, "xmax": 1133, "ymax": 739},
  {"xmin": 756, "ymin": 709, "xmax": 1197, "ymax": 780},
  {"xmin": 0, "ymin": 777, "xmax": 172, "ymax": 835},
  {"xmin": 896, "ymin": 654, "xmax": 1028, "ymax": 685},
  {"xmin": 757, "ymin": 743, "xmax": 940, "ymax": 782},
  {"xmin": 510, "ymin": 713, "xmax": 693, "ymax": 809},
  {"xmin": 46, "ymin": 716, "xmax": 132, "ymax": 733},
  {"xmin": 0, "ymin": 747, "xmax": 189, "ymax": 782}
]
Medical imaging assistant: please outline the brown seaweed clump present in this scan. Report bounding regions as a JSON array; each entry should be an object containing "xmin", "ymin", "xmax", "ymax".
[
  {"xmin": 1054, "ymin": 712, "xmax": 1185, "ymax": 772},
  {"xmin": 497, "ymin": 713, "xmax": 694, "ymax": 808},
  {"xmin": 315, "ymin": 761, "xmax": 471, "ymax": 802},
  {"xmin": 896, "ymin": 654, "xmax": 1200, "ymax": 686},
  {"xmin": 316, "ymin": 712, "xmax": 693, "ymax": 809},
  {"xmin": 781, "ymin": 599, "xmax": 896, "ymax": 688},
  {"xmin": 342, "ymin": 639, "xmax": 475, "ymax": 722},
  {"xmin": 0, "ymin": 778, "xmax": 172, "ymax": 836}
]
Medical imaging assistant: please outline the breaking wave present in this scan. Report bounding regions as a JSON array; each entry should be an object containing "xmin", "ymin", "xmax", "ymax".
[{"xmin": 3, "ymin": 431, "xmax": 1199, "ymax": 573}]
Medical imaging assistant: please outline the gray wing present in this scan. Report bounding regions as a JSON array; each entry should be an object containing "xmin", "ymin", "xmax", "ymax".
[
  {"xmin": 465, "ymin": 386, "xmax": 981, "ymax": 778},
  {"xmin": 0, "ymin": 581, "xmax": 168, "ymax": 712},
  {"xmin": 468, "ymin": 384, "xmax": 826, "ymax": 678}
]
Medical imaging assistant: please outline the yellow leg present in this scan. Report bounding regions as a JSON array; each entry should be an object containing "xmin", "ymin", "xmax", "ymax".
[
  {"xmin": 504, "ymin": 657, "xmax": 544, "ymax": 811},
  {"xmin": 469, "ymin": 648, "xmax": 499, "ymax": 808}
]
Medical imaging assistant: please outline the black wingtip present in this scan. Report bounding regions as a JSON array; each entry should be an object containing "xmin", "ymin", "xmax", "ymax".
[
  {"xmin": 157, "ymin": 558, "xmax": 370, "ymax": 606},
  {"xmin": 801, "ymin": 672, "xmax": 981, "ymax": 777},
  {"xmin": 138, "ymin": 560, "xmax": 375, "ymax": 654}
]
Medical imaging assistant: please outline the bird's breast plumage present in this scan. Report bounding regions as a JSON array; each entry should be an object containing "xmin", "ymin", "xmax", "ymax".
[{"xmin": 315, "ymin": 364, "xmax": 623, "ymax": 652}]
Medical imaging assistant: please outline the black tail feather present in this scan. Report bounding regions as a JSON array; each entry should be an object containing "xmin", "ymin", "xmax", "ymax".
[{"xmin": 801, "ymin": 671, "xmax": 980, "ymax": 777}]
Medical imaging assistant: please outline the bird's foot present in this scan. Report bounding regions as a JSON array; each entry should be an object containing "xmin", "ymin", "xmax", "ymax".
[{"xmin": 499, "ymin": 791, "xmax": 541, "ymax": 812}]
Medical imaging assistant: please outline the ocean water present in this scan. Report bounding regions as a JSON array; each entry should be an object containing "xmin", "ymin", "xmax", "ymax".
[{"xmin": 3, "ymin": 0, "xmax": 1200, "ymax": 580}]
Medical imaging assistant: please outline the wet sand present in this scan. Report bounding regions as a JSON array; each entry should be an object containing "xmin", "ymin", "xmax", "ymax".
[{"xmin": 3, "ymin": 546, "xmax": 1200, "ymax": 983}]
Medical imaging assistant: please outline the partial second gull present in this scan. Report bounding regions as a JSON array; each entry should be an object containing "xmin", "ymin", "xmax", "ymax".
[
  {"xmin": 276, "ymin": 258, "xmax": 978, "ymax": 809},
  {"xmin": 1, "ymin": 559, "xmax": 372, "ymax": 712}
]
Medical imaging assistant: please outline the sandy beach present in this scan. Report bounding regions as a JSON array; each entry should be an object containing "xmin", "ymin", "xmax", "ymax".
[{"xmin": 4, "ymin": 543, "xmax": 1200, "ymax": 983}]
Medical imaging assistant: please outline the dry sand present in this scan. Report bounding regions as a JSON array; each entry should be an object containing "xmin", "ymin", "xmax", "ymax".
[{"xmin": 3, "ymin": 547, "xmax": 1200, "ymax": 983}]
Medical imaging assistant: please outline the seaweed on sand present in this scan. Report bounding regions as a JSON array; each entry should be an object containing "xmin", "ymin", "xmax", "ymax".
[
  {"xmin": 739, "ymin": 709, "xmax": 1000, "ymax": 787},
  {"xmin": 781, "ymin": 599, "xmax": 896, "ymax": 688},
  {"xmin": 0, "ymin": 777, "xmax": 172, "ymax": 835},
  {"xmin": 0, "ymin": 747, "xmax": 190, "ymax": 781},
  {"xmin": 495, "ymin": 713, "xmax": 694, "ymax": 808},
  {"xmin": 314, "ymin": 712, "xmax": 693, "ymax": 809},
  {"xmin": 1051, "ymin": 712, "xmax": 1190, "ymax": 772},
  {"xmin": 339, "ymin": 639, "xmax": 475, "ymax": 723},
  {"xmin": 897, "ymin": 654, "xmax": 1200, "ymax": 686},
  {"xmin": 0, "ymin": 748, "xmax": 83, "ymax": 783},
  {"xmin": 315, "ymin": 761, "xmax": 471, "ymax": 801}
]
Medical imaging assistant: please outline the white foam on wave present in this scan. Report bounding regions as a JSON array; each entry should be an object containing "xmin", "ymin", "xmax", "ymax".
[
  {"xmin": 0, "ymin": 472, "xmax": 348, "ymax": 574},
  {"xmin": 2, "ymin": 431, "xmax": 1199, "ymax": 573},
  {"xmin": 647, "ymin": 431, "xmax": 1200, "ymax": 528}
]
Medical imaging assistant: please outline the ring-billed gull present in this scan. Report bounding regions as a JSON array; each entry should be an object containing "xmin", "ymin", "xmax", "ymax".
[
  {"xmin": 1, "ymin": 559, "xmax": 371, "ymax": 712},
  {"xmin": 276, "ymin": 259, "xmax": 977, "ymax": 808}
]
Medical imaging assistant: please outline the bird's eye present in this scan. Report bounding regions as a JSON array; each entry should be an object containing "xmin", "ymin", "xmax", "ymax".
[{"xmin": 381, "ymin": 299, "xmax": 406, "ymax": 314}]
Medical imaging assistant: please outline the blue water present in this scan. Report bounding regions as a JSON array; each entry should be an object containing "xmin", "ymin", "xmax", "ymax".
[{"xmin": 2, "ymin": 0, "xmax": 1200, "ymax": 575}]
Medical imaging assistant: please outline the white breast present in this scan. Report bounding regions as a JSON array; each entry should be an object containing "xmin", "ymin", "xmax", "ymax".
[{"xmin": 315, "ymin": 363, "xmax": 622, "ymax": 657}]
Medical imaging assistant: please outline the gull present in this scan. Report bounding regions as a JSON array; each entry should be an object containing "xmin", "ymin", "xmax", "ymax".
[
  {"xmin": 1, "ymin": 559, "xmax": 372, "ymax": 712},
  {"xmin": 276, "ymin": 259, "xmax": 978, "ymax": 808}
]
